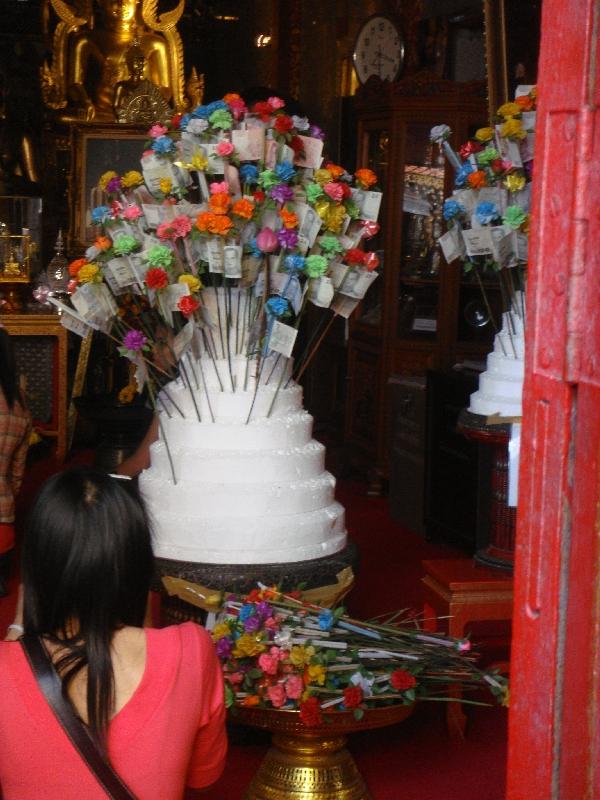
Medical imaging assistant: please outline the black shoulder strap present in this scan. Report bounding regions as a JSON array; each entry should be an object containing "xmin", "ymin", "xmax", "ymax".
[{"xmin": 20, "ymin": 635, "xmax": 137, "ymax": 800}]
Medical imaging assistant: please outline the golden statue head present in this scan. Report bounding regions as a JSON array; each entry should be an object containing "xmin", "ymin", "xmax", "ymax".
[{"xmin": 98, "ymin": 0, "xmax": 138, "ymax": 25}]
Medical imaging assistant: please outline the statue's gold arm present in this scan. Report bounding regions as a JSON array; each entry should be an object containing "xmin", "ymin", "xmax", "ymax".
[{"xmin": 142, "ymin": 0, "xmax": 187, "ymax": 112}]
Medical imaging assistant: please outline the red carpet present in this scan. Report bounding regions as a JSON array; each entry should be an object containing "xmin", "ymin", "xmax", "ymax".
[{"xmin": 0, "ymin": 455, "xmax": 508, "ymax": 799}]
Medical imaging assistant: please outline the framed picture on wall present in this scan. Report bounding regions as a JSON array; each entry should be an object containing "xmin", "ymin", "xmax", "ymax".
[{"xmin": 68, "ymin": 123, "xmax": 147, "ymax": 253}]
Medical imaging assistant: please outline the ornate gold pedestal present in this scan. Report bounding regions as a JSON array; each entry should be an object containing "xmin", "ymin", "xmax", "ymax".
[{"xmin": 235, "ymin": 704, "xmax": 414, "ymax": 800}]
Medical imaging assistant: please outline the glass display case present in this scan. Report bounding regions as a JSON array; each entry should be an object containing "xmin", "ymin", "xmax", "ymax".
[{"xmin": 346, "ymin": 75, "xmax": 488, "ymax": 490}]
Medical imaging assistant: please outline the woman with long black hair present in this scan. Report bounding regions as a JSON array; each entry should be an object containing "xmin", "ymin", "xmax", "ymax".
[
  {"xmin": 0, "ymin": 327, "xmax": 31, "ymax": 596},
  {"xmin": 0, "ymin": 466, "xmax": 227, "ymax": 798}
]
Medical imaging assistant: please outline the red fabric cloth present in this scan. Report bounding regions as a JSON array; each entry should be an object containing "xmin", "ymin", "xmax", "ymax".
[
  {"xmin": 0, "ymin": 622, "xmax": 227, "ymax": 799},
  {"xmin": 0, "ymin": 523, "xmax": 15, "ymax": 554}
]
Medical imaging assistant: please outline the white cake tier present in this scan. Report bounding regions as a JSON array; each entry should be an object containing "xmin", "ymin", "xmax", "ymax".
[
  {"xmin": 141, "ymin": 470, "xmax": 336, "ymax": 517},
  {"xmin": 478, "ymin": 371, "xmax": 523, "ymax": 399},
  {"xmin": 486, "ymin": 350, "xmax": 524, "ymax": 378},
  {"xmin": 494, "ymin": 332, "xmax": 525, "ymax": 360},
  {"xmin": 159, "ymin": 374, "xmax": 302, "ymax": 422},
  {"xmin": 148, "ymin": 440, "xmax": 326, "ymax": 483},
  {"xmin": 149, "ymin": 501, "xmax": 347, "ymax": 564},
  {"xmin": 469, "ymin": 388, "xmax": 522, "ymax": 418},
  {"xmin": 157, "ymin": 409, "xmax": 313, "ymax": 452}
]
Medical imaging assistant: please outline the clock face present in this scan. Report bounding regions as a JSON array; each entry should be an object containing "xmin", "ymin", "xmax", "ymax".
[{"xmin": 353, "ymin": 15, "xmax": 404, "ymax": 84}]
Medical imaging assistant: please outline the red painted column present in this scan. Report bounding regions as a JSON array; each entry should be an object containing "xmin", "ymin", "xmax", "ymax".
[{"xmin": 507, "ymin": 1, "xmax": 600, "ymax": 798}]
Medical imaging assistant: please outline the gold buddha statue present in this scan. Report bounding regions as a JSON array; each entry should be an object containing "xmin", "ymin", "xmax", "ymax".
[{"xmin": 41, "ymin": 0, "xmax": 195, "ymax": 122}]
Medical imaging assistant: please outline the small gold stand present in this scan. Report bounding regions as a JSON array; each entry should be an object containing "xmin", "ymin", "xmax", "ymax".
[{"xmin": 235, "ymin": 704, "xmax": 413, "ymax": 800}]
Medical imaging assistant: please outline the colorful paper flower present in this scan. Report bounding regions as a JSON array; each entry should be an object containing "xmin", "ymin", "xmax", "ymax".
[
  {"xmin": 502, "ymin": 205, "xmax": 528, "ymax": 229},
  {"xmin": 122, "ymin": 330, "xmax": 148, "ymax": 352},
  {"xmin": 98, "ymin": 171, "xmax": 118, "ymax": 191},
  {"xmin": 178, "ymin": 295, "xmax": 200, "ymax": 317},
  {"xmin": 304, "ymin": 255, "xmax": 328, "ymax": 278},
  {"xmin": 343, "ymin": 686, "xmax": 363, "ymax": 708},
  {"xmin": 144, "ymin": 245, "xmax": 174, "ymax": 268},
  {"xmin": 443, "ymin": 199, "xmax": 466, "ymax": 221},
  {"xmin": 256, "ymin": 227, "xmax": 278, "ymax": 253},
  {"xmin": 390, "ymin": 670, "xmax": 417, "ymax": 691},
  {"xmin": 178, "ymin": 274, "xmax": 202, "ymax": 293},
  {"xmin": 354, "ymin": 168, "xmax": 378, "ymax": 189},
  {"xmin": 475, "ymin": 202, "xmax": 500, "ymax": 225},
  {"xmin": 77, "ymin": 263, "xmax": 102, "ymax": 284},
  {"xmin": 112, "ymin": 234, "xmax": 139, "ymax": 256},
  {"xmin": 299, "ymin": 696, "xmax": 323, "ymax": 727},
  {"xmin": 121, "ymin": 170, "xmax": 144, "ymax": 189},
  {"xmin": 152, "ymin": 135, "xmax": 176, "ymax": 155},
  {"xmin": 145, "ymin": 267, "xmax": 170, "ymax": 290}
]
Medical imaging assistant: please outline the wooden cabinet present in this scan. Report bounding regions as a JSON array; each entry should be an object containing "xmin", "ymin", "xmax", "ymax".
[{"xmin": 345, "ymin": 74, "xmax": 489, "ymax": 489}]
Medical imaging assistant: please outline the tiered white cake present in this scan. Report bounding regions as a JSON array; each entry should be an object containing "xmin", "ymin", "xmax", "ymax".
[
  {"xmin": 139, "ymin": 288, "xmax": 347, "ymax": 565},
  {"xmin": 469, "ymin": 294, "xmax": 525, "ymax": 418}
]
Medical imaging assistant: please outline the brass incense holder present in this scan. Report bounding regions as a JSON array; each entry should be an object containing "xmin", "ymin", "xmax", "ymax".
[{"xmin": 233, "ymin": 704, "xmax": 413, "ymax": 800}]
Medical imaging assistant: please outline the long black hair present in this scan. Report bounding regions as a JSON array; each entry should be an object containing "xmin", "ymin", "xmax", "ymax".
[
  {"xmin": 21, "ymin": 466, "xmax": 155, "ymax": 752},
  {"xmin": 0, "ymin": 327, "xmax": 24, "ymax": 409}
]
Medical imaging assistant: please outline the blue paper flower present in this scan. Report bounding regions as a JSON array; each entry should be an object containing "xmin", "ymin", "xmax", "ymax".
[
  {"xmin": 275, "ymin": 160, "xmax": 296, "ymax": 182},
  {"xmin": 443, "ymin": 199, "xmax": 466, "ymax": 221},
  {"xmin": 91, "ymin": 205, "xmax": 110, "ymax": 224},
  {"xmin": 239, "ymin": 604, "xmax": 256, "ymax": 622},
  {"xmin": 318, "ymin": 610, "xmax": 334, "ymax": 631},
  {"xmin": 246, "ymin": 237, "xmax": 262, "ymax": 258},
  {"xmin": 179, "ymin": 113, "xmax": 193, "ymax": 131},
  {"xmin": 475, "ymin": 202, "xmax": 500, "ymax": 225},
  {"xmin": 240, "ymin": 164, "xmax": 259, "ymax": 185},
  {"xmin": 192, "ymin": 100, "xmax": 228, "ymax": 120},
  {"xmin": 266, "ymin": 296, "xmax": 289, "ymax": 318},
  {"xmin": 454, "ymin": 162, "xmax": 474, "ymax": 188},
  {"xmin": 284, "ymin": 254, "xmax": 305, "ymax": 273},
  {"xmin": 152, "ymin": 135, "xmax": 176, "ymax": 155}
]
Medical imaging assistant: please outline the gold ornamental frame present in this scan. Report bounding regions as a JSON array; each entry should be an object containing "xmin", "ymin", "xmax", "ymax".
[{"xmin": 68, "ymin": 122, "xmax": 147, "ymax": 253}]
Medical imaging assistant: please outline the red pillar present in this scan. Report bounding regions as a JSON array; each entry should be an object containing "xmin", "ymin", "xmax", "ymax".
[{"xmin": 507, "ymin": 1, "xmax": 600, "ymax": 797}]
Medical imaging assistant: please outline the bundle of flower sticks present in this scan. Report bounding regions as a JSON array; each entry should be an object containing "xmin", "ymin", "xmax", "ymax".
[{"xmin": 210, "ymin": 586, "xmax": 508, "ymax": 726}]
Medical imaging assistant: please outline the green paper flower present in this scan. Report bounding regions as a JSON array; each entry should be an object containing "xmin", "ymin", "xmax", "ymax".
[
  {"xmin": 144, "ymin": 244, "xmax": 174, "ymax": 268},
  {"xmin": 476, "ymin": 147, "xmax": 500, "ymax": 165},
  {"xmin": 112, "ymin": 234, "xmax": 139, "ymax": 256},
  {"xmin": 304, "ymin": 254, "xmax": 328, "ymax": 278},
  {"xmin": 344, "ymin": 200, "xmax": 360, "ymax": 220},
  {"xmin": 257, "ymin": 169, "xmax": 279, "ymax": 190},
  {"xmin": 209, "ymin": 109, "xmax": 233, "ymax": 130},
  {"xmin": 306, "ymin": 183, "xmax": 324, "ymax": 203},
  {"xmin": 319, "ymin": 235, "xmax": 344, "ymax": 257},
  {"xmin": 502, "ymin": 205, "xmax": 528, "ymax": 230}
]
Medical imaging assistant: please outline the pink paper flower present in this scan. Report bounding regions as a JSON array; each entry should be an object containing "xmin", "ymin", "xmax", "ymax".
[
  {"xmin": 149, "ymin": 123, "xmax": 168, "ymax": 138},
  {"xmin": 267, "ymin": 684, "xmax": 287, "ymax": 708},
  {"xmin": 123, "ymin": 204, "xmax": 143, "ymax": 221},
  {"xmin": 323, "ymin": 181, "xmax": 344, "ymax": 202},
  {"xmin": 284, "ymin": 674, "xmax": 303, "ymax": 700},
  {"xmin": 256, "ymin": 226, "xmax": 278, "ymax": 253},
  {"xmin": 216, "ymin": 141, "xmax": 235, "ymax": 157},
  {"xmin": 210, "ymin": 181, "xmax": 229, "ymax": 195},
  {"xmin": 258, "ymin": 652, "xmax": 280, "ymax": 676},
  {"xmin": 268, "ymin": 96, "xmax": 285, "ymax": 110}
]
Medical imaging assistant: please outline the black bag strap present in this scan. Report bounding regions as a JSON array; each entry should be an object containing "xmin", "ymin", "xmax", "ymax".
[{"xmin": 20, "ymin": 635, "xmax": 137, "ymax": 800}]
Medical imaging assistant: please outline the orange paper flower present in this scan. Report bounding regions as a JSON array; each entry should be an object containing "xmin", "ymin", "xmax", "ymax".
[
  {"xmin": 209, "ymin": 192, "xmax": 232, "ymax": 215},
  {"xmin": 354, "ymin": 168, "xmax": 377, "ymax": 189},
  {"xmin": 209, "ymin": 215, "xmax": 234, "ymax": 236},
  {"xmin": 196, "ymin": 211, "xmax": 214, "ymax": 233},
  {"xmin": 279, "ymin": 208, "xmax": 298, "ymax": 229},
  {"xmin": 231, "ymin": 198, "xmax": 255, "ymax": 220},
  {"xmin": 467, "ymin": 169, "xmax": 488, "ymax": 189},
  {"xmin": 95, "ymin": 236, "xmax": 112, "ymax": 251},
  {"xmin": 68, "ymin": 258, "xmax": 88, "ymax": 277}
]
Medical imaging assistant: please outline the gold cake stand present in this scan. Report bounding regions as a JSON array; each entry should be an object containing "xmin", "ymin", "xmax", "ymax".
[{"xmin": 233, "ymin": 703, "xmax": 414, "ymax": 799}]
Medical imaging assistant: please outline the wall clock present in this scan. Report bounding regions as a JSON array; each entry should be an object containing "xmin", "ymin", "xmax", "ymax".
[{"xmin": 353, "ymin": 15, "xmax": 404, "ymax": 84}]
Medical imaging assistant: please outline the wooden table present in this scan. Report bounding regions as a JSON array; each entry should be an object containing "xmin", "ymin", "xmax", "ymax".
[{"xmin": 421, "ymin": 558, "xmax": 513, "ymax": 737}]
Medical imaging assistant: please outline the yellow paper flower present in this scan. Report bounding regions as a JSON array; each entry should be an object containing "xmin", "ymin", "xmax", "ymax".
[
  {"xmin": 191, "ymin": 152, "xmax": 209, "ymax": 171},
  {"xmin": 314, "ymin": 168, "xmax": 332, "ymax": 186},
  {"xmin": 78, "ymin": 263, "xmax": 101, "ymax": 284},
  {"xmin": 504, "ymin": 173, "xmax": 526, "ymax": 193},
  {"xmin": 121, "ymin": 170, "xmax": 144, "ymax": 189},
  {"xmin": 323, "ymin": 204, "xmax": 346, "ymax": 234},
  {"xmin": 159, "ymin": 177, "xmax": 173, "ymax": 195},
  {"xmin": 500, "ymin": 119, "xmax": 527, "ymax": 140},
  {"xmin": 178, "ymin": 273, "xmax": 202, "ymax": 294},
  {"xmin": 98, "ymin": 171, "xmax": 118, "ymax": 191},
  {"xmin": 497, "ymin": 102, "xmax": 522, "ymax": 119},
  {"xmin": 306, "ymin": 663, "xmax": 326, "ymax": 685},
  {"xmin": 290, "ymin": 645, "xmax": 315, "ymax": 668},
  {"xmin": 475, "ymin": 127, "xmax": 495, "ymax": 143},
  {"xmin": 212, "ymin": 622, "xmax": 232, "ymax": 640},
  {"xmin": 313, "ymin": 197, "xmax": 330, "ymax": 220},
  {"xmin": 233, "ymin": 634, "xmax": 268, "ymax": 658}
]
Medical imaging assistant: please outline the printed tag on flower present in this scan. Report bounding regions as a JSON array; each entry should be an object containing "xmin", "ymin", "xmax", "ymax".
[
  {"xmin": 462, "ymin": 228, "xmax": 494, "ymax": 256},
  {"xmin": 308, "ymin": 276, "xmax": 334, "ymax": 308},
  {"xmin": 105, "ymin": 257, "xmax": 137, "ymax": 289},
  {"xmin": 452, "ymin": 188, "xmax": 477, "ymax": 213},
  {"xmin": 330, "ymin": 294, "xmax": 360, "ymax": 319},
  {"xmin": 264, "ymin": 138, "xmax": 277, "ymax": 169},
  {"xmin": 478, "ymin": 186, "xmax": 507, "ymax": 212},
  {"xmin": 268, "ymin": 320, "xmax": 298, "ymax": 358},
  {"xmin": 231, "ymin": 128, "xmax": 265, "ymax": 161},
  {"xmin": 166, "ymin": 282, "xmax": 190, "ymax": 311},
  {"xmin": 352, "ymin": 189, "xmax": 382, "ymax": 222},
  {"xmin": 141, "ymin": 154, "xmax": 177, "ymax": 196},
  {"xmin": 142, "ymin": 204, "xmax": 162, "ymax": 227},
  {"xmin": 438, "ymin": 226, "xmax": 466, "ymax": 263},
  {"xmin": 328, "ymin": 261, "xmax": 350, "ymax": 289},
  {"xmin": 491, "ymin": 226, "xmax": 515, "ymax": 267},
  {"xmin": 296, "ymin": 204, "xmax": 322, "ymax": 248},
  {"xmin": 512, "ymin": 183, "xmax": 531, "ymax": 212},
  {"xmin": 47, "ymin": 298, "xmax": 91, "ymax": 338},
  {"xmin": 207, "ymin": 238, "xmax": 224, "ymax": 273},
  {"xmin": 295, "ymin": 135, "xmax": 324, "ymax": 169},
  {"xmin": 133, "ymin": 354, "xmax": 148, "ymax": 393},
  {"xmin": 240, "ymin": 255, "xmax": 262, "ymax": 287},
  {"xmin": 205, "ymin": 143, "xmax": 225, "ymax": 174},
  {"xmin": 223, "ymin": 163, "xmax": 241, "ymax": 197},
  {"xmin": 173, "ymin": 319, "xmax": 195, "ymax": 359},
  {"xmin": 96, "ymin": 283, "xmax": 119, "ymax": 317},
  {"xmin": 223, "ymin": 245, "xmax": 243, "ymax": 278},
  {"xmin": 515, "ymin": 84, "xmax": 535, "ymax": 97},
  {"xmin": 513, "ymin": 231, "xmax": 529, "ymax": 262},
  {"xmin": 495, "ymin": 126, "xmax": 523, "ymax": 168},
  {"xmin": 71, "ymin": 282, "xmax": 107, "ymax": 321},
  {"xmin": 85, "ymin": 245, "xmax": 101, "ymax": 261},
  {"xmin": 338, "ymin": 267, "xmax": 378, "ymax": 300},
  {"xmin": 520, "ymin": 131, "xmax": 535, "ymax": 164},
  {"xmin": 521, "ymin": 110, "xmax": 536, "ymax": 132}
]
